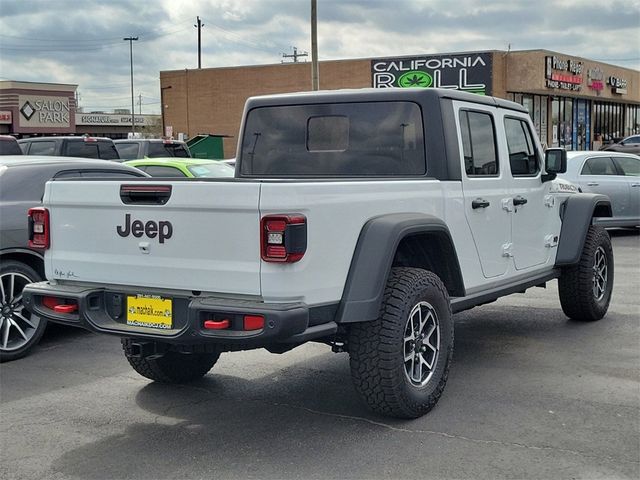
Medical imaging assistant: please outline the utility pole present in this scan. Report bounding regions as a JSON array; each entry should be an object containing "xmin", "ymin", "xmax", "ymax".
[
  {"xmin": 282, "ymin": 46, "xmax": 308, "ymax": 63},
  {"xmin": 311, "ymin": 0, "xmax": 319, "ymax": 90},
  {"xmin": 194, "ymin": 16, "xmax": 204, "ymax": 69},
  {"xmin": 123, "ymin": 36, "xmax": 138, "ymax": 135}
]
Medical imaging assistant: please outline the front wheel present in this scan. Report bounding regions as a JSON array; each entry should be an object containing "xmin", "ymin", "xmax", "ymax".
[
  {"xmin": 348, "ymin": 267, "xmax": 454, "ymax": 419},
  {"xmin": 558, "ymin": 225, "xmax": 614, "ymax": 321}
]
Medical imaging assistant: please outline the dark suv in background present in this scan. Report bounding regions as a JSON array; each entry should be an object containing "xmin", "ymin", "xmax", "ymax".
[
  {"xmin": 114, "ymin": 138, "xmax": 191, "ymax": 160},
  {"xmin": 18, "ymin": 136, "xmax": 120, "ymax": 160},
  {"xmin": 0, "ymin": 156, "xmax": 147, "ymax": 362},
  {"xmin": 0, "ymin": 135, "xmax": 22, "ymax": 155}
]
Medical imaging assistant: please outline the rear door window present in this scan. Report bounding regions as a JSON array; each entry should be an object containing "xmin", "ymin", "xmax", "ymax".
[
  {"xmin": 613, "ymin": 156, "xmax": 640, "ymax": 176},
  {"xmin": 239, "ymin": 101, "xmax": 425, "ymax": 177},
  {"xmin": 65, "ymin": 141, "xmax": 100, "ymax": 159},
  {"xmin": 98, "ymin": 142, "xmax": 120, "ymax": 160},
  {"xmin": 147, "ymin": 142, "xmax": 190, "ymax": 158},
  {"xmin": 0, "ymin": 138, "xmax": 22, "ymax": 155},
  {"xmin": 115, "ymin": 142, "xmax": 140, "ymax": 159},
  {"xmin": 28, "ymin": 141, "xmax": 56, "ymax": 156}
]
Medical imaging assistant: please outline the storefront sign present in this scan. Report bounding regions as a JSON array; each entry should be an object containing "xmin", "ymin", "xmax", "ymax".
[
  {"xmin": 587, "ymin": 67, "xmax": 605, "ymax": 93},
  {"xmin": 18, "ymin": 95, "xmax": 72, "ymax": 128},
  {"xmin": 545, "ymin": 56, "xmax": 583, "ymax": 91},
  {"xmin": 0, "ymin": 111, "xmax": 11, "ymax": 124},
  {"xmin": 371, "ymin": 52, "xmax": 493, "ymax": 95},
  {"xmin": 76, "ymin": 113, "xmax": 158, "ymax": 126},
  {"xmin": 607, "ymin": 75, "xmax": 627, "ymax": 95}
]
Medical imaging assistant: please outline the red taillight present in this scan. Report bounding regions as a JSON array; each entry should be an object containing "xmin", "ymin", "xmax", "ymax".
[
  {"xmin": 28, "ymin": 207, "xmax": 50, "ymax": 249},
  {"xmin": 261, "ymin": 214, "xmax": 307, "ymax": 263}
]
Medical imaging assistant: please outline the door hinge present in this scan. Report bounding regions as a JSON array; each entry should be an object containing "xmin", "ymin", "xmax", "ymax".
[
  {"xmin": 502, "ymin": 242, "xmax": 513, "ymax": 257},
  {"xmin": 544, "ymin": 234, "xmax": 559, "ymax": 248},
  {"xmin": 502, "ymin": 198, "xmax": 514, "ymax": 213},
  {"xmin": 544, "ymin": 195, "xmax": 555, "ymax": 208}
]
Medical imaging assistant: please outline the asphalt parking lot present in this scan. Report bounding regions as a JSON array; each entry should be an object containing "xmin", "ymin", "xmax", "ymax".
[{"xmin": 1, "ymin": 230, "xmax": 639, "ymax": 480}]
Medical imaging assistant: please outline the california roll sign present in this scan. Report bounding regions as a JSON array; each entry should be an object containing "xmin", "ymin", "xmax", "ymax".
[{"xmin": 371, "ymin": 52, "xmax": 492, "ymax": 95}]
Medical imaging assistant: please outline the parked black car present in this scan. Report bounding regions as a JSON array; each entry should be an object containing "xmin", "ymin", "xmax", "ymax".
[
  {"xmin": 18, "ymin": 136, "xmax": 120, "ymax": 160},
  {"xmin": 0, "ymin": 135, "xmax": 22, "ymax": 155},
  {"xmin": 0, "ymin": 156, "xmax": 148, "ymax": 361},
  {"xmin": 114, "ymin": 139, "xmax": 191, "ymax": 160}
]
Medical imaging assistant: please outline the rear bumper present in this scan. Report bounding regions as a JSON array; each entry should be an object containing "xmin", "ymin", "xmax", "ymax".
[{"xmin": 22, "ymin": 281, "xmax": 333, "ymax": 346}]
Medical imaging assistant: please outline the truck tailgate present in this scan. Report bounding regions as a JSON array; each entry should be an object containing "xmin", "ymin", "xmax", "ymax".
[{"xmin": 44, "ymin": 180, "xmax": 262, "ymax": 295}]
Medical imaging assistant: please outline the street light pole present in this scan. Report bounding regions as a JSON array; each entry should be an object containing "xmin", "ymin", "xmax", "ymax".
[{"xmin": 123, "ymin": 36, "xmax": 139, "ymax": 136}]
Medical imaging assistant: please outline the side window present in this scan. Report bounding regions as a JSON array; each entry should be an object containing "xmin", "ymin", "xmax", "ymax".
[
  {"xmin": 460, "ymin": 110, "xmax": 498, "ymax": 176},
  {"xmin": 98, "ymin": 142, "xmax": 120, "ymax": 160},
  {"xmin": 624, "ymin": 136, "xmax": 640, "ymax": 145},
  {"xmin": 504, "ymin": 117, "xmax": 539, "ymax": 176},
  {"xmin": 28, "ymin": 141, "xmax": 56, "ymax": 155},
  {"xmin": 613, "ymin": 156, "xmax": 640, "ymax": 176},
  {"xmin": 581, "ymin": 157, "xmax": 617, "ymax": 175},
  {"xmin": 65, "ymin": 142, "xmax": 100, "ymax": 159},
  {"xmin": 115, "ymin": 142, "xmax": 140, "ymax": 159},
  {"xmin": 144, "ymin": 166, "xmax": 187, "ymax": 177}
]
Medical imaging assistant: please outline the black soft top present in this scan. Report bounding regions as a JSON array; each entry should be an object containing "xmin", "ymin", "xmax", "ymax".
[{"xmin": 245, "ymin": 87, "xmax": 527, "ymax": 113}]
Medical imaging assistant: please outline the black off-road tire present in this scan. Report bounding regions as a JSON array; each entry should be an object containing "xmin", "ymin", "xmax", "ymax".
[
  {"xmin": 558, "ymin": 225, "xmax": 614, "ymax": 321},
  {"xmin": 0, "ymin": 260, "xmax": 47, "ymax": 362},
  {"xmin": 122, "ymin": 338, "xmax": 220, "ymax": 383},
  {"xmin": 348, "ymin": 267, "xmax": 454, "ymax": 419}
]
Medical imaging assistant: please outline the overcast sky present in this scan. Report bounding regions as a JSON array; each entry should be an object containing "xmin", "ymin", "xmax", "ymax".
[{"xmin": 1, "ymin": 0, "xmax": 638, "ymax": 114}]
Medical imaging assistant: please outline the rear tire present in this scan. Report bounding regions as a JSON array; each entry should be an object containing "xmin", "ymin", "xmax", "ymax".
[
  {"xmin": 348, "ymin": 267, "xmax": 454, "ymax": 419},
  {"xmin": 122, "ymin": 339, "xmax": 220, "ymax": 383},
  {"xmin": 558, "ymin": 225, "xmax": 614, "ymax": 321}
]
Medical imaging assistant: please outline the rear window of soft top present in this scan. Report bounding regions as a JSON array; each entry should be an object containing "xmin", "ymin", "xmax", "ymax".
[{"xmin": 239, "ymin": 101, "xmax": 426, "ymax": 177}]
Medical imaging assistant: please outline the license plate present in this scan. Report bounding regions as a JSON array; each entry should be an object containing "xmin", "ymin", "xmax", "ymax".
[{"xmin": 126, "ymin": 294, "xmax": 172, "ymax": 329}]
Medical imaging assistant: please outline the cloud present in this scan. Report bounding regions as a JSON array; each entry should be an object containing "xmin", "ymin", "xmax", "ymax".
[{"xmin": 1, "ymin": 0, "xmax": 637, "ymax": 114}]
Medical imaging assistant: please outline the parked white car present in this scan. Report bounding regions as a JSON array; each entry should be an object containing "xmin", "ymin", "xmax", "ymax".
[{"xmin": 558, "ymin": 151, "xmax": 640, "ymax": 228}]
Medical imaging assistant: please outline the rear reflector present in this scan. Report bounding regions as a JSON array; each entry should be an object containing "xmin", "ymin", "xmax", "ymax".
[
  {"xmin": 261, "ymin": 214, "xmax": 307, "ymax": 263},
  {"xmin": 28, "ymin": 207, "xmax": 50, "ymax": 249},
  {"xmin": 243, "ymin": 315, "xmax": 264, "ymax": 331}
]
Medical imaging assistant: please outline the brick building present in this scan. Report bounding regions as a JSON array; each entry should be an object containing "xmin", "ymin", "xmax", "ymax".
[{"xmin": 160, "ymin": 49, "xmax": 639, "ymax": 158}]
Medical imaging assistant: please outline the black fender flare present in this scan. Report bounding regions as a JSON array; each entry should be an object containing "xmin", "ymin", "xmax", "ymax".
[
  {"xmin": 555, "ymin": 194, "xmax": 612, "ymax": 267},
  {"xmin": 335, "ymin": 213, "xmax": 463, "ymax": 324}
]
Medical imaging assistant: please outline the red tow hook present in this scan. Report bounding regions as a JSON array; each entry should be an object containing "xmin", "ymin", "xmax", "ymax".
[
  {"xmin": 53, "ymin": 304, "xmax": 78, "ymax": 314},
  {"xmin": 203, "ymin": 319, "xmax": 230, "ymax": 330}
]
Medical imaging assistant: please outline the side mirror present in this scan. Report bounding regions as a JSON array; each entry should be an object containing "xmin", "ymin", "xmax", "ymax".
[{"xmin": 542, "ymin": 148, "xmax": 567, "ymax": 182}]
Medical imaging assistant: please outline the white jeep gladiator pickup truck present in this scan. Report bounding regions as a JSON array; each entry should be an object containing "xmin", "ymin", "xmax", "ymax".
[{"xmin": 23, "ymin": 88, "xmax": 614, "ymax": 418}]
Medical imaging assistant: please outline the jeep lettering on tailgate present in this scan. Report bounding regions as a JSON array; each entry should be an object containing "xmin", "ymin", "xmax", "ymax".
[{"xmin": 116, "ymin": 214, "xmax": 173, "ymax": 243}]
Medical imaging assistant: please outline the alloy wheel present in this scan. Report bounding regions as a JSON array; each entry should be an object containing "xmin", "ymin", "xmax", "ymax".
[
  {"xmin": 0, "ymin": 272, "xmax": 41, "ymax": 352},
  {"xmin": 592, "ymin": 246, "xmax": 608, "ymax": 301},
  {"xmin": 403, "ymin": 301, "xmax": 440, "ymax": 387}
]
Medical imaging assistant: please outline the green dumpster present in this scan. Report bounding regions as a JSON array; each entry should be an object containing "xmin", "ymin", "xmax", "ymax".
[{"xmin": 186, "ymin": 134, "xmax": 232, "ymax": 160}]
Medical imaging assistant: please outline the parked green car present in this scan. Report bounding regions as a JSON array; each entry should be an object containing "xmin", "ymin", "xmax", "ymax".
[{"xmin": 124, "ymin": 158, "xmax": 234, "ymax": 178}]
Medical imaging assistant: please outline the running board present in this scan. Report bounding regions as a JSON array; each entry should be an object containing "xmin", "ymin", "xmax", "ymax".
[{"xmin": 450, "ymin": 270, "xmax": 560, "ymax": 314}]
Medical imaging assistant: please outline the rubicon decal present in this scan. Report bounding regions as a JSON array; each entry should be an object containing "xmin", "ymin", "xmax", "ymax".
[{"xmin": 116, "ymin": 214, "xmax": 173, "ymax": 243}]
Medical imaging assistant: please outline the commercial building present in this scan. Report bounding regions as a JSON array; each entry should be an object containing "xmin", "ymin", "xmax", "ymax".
[
  {"xmin": 0, "ymin": 80, "xmax": 160, "ymax": 139},
  {"xmin": 160, "ymin": 49, "xmax": 639, "ymax": 158}
]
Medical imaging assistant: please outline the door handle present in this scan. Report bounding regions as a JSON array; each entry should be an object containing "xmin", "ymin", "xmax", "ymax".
[
  {"xmin": 513, "ymin": 196, "xmax": 528, "ymax": 206},
  {"xmin": 632, "ymin": 183, "xmax": 640, "ymax": 187},
  {"xmin": 587, "ymin": 182, "xmax": 599, "ymax": 186},
  {"xmin": 472, "ymin": 198, "xmax": 490, "ymax": 209}
]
